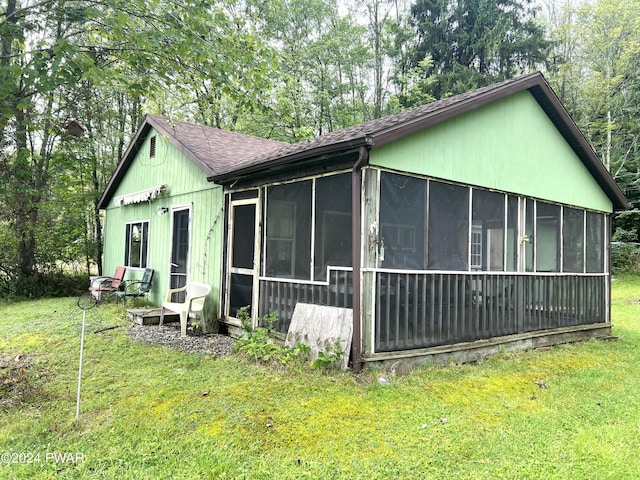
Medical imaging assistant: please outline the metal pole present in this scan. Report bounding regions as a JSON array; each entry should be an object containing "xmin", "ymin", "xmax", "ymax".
[{"xmin": 75, "ymin": 309, "xmax": 86, "ymax": 428}]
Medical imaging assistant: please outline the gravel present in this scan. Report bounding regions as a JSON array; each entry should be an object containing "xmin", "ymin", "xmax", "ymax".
[{"xmin": 129, "ymin": 322, "xmax": 236, "ymax": 357}]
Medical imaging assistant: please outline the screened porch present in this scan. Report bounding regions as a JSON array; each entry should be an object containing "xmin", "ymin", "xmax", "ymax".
[
  {"xmin": 364, "ymin": 169, "xmax": 609, "ymax": 353},
  {"xmin": 372, "ymin": 271, "xmax": 606, "ymax": 352},
  {"xmin": 227, "ymin": 167, "xmax": 610, "ymax": 356}
]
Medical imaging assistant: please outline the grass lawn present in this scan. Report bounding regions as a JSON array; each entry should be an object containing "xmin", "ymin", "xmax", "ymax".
[{"xmin": 1, "ymin": 277, "xmax": 640, "ymax": 479}]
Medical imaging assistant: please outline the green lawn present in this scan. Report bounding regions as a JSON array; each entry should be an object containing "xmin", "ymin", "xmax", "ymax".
[{"xmin": 1, "ymin": 277, "xmax": 640, "ymax": 479}]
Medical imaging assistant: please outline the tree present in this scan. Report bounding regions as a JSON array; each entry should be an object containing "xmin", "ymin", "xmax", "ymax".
[
  {"xmin": 0, "ymin": 0, "xmax": 278, "ymax": 286},
  {"xmin": 573, "ymin": 0, "xmax": 640, "ymax": 176},
  {"xmin": 242, "ymin": 0, "xmax": 373, "ymax": 140},
  {"xmin": 544, "ymin": 0, "xmax": 640, "ymax": 241},
  {"xmin": 1, "ymin": 0, "xmax": 97, "ymax": 279},
  {"xmin": 547, "ymin": 0, "xmax": 640, "ymax": 201},
  {"xmin": 403, "ymin": 0, "xmax": 550, "ymax": 103}
]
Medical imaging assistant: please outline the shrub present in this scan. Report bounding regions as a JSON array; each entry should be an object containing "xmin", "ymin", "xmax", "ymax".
[
  {"xmin": 311, "ymin": 339, "xmax": 345, "ymax": 369},
  {"xmin": 233, "ymin": 307, "xmax": 310, "ymax": 366},
  {"xmin": 611, "ymin": 228, "xmax": 640, "ymax": 274},
  {"xmin": 0, "ymin": 272, "xmax": 88, "ymax": 300},
  {"xmin": 611, "ymin": 242, "xmax": 640, "ymax": 274}
]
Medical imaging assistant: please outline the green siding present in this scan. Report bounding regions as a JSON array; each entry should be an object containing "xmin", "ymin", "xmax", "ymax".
[
  {"xmin": 371, "ymin": 91, "xmax": 613, "ymax": 213},
  {"xmin": 102, "ymin": 129, "xmax": 224, "ymax": 317}
]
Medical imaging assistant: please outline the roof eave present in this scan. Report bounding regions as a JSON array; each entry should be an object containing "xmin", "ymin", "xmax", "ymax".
[
  {"xmin": 97, "ymin": 117, "xmax": 150, "ymax": 209},
  {"xmin": 209, "ymin": 137, "xmax": 373, "ymax": 184},
  {"xmin": 97, "ymin": 115, "xmax": 216, "ymax": 209},
  {"xmin": 527, "ymin": 82, "xmax": 630, "ymax": 211}
]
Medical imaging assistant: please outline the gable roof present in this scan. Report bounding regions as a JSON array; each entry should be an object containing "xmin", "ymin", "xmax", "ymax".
[
  {"xmin": 211, "ymin": 71, "xmax": 629, "ymax": 211},
  {"xmin": 99, "ymin": 72, "xmax": 629, "ymax": 211},
  {"xmin": 97, "ymin": 114, "xmax": 286, "ymax": 208}
]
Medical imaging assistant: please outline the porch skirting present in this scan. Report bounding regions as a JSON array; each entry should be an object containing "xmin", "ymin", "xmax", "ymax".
[{"xmin": 361, "ymin": 323, "xmax": 614, "ymax": 368}]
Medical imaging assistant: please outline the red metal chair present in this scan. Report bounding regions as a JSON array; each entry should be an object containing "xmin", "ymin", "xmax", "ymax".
[{"xmin": 89, "ymin": 266, "xmax": 126, "ymax": 301}]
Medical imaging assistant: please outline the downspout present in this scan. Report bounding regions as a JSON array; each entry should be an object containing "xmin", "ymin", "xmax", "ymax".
[
  {"xmin": 352, "ymin": 144, "xmax": 370, "ymax": 373},
  {"xmin": 607, "ymin": 213, "xmax": 614, "ymax": 325}
]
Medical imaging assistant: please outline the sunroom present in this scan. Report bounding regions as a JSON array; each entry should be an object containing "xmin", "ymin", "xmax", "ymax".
[
  {"xmin": 224, "ymin": 169, "xmax": 355, "ymax": 332},
  {"xmin": 215, "ymin": 72, "xmax": 628, "ymax": 368},
  {"xmin": 223, "ymin": 165, "xmax": 609, "ymax": 355}
]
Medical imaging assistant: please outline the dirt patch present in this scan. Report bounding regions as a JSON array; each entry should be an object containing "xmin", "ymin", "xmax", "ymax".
[
  {"xmin": 0, "ymin": 353, "xmax": 39, "ymax": 408},
  {"xmin": 129, "ymin": 322, "xmax": 236, "ymax": 357}
]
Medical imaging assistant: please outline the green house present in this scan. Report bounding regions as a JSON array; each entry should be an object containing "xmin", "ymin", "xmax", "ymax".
[{"xmin": 99, "ymin": 72, "xmax": 628, "ymax": 368}]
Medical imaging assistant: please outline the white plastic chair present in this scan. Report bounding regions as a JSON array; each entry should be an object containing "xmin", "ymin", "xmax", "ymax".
[{"xmin": 160, "ymin": 282, "xmax": 211, "ymax": 337}]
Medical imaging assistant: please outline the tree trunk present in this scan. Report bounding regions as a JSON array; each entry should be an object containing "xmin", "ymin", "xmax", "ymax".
[{"xmin": 92, "ymin": 159, "xmax": 104, "ymax": 276}]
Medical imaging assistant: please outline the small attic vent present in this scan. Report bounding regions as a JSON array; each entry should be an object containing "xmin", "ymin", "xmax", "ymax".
[{"xmin": 150, "ymin": 135, "xmax": 156, "ymax": 158}]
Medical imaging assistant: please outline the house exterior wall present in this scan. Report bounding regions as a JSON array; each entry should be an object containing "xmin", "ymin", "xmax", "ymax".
[
  {"xmin": 370, "ymin": 91, "xmax": 613, "ymax": 213},
  {"xmin": 102, "ymin": 131, "xmax": 224, "ymax": 318}
]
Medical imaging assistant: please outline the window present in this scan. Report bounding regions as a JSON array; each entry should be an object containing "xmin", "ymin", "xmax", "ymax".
[
  {"xmin": 472, "ymin": 189, "xmax": 505, "ymax": 271},
  {"xmin": 586, "ymin": 211, "xmax": 605, "ymax": 273},
  {"xmin": 379, "ymin": 172, "xmax": 426, "ymax": 269},
  {"xmin": 524, "ymin": 198, "xmax": 535, "ymax": 272},
  {"xmin": 470, "ymin": 225, "xmax": 483, "ymax": 270},
  {"xmin": 563, "ymin": 207, "xmax": 584, "ymax": 272},
  {"xmin": 149, "ymin": 136, "xmax": 156, "ymax": 158},
  {"xmin": 264, "ymin": 174, "xmax": 353, "ymax": 281},
  {"xmin": 314, "ymin": 174, "xmax": 352, "ymax": 279},
  {"xmin": 265, "ymin": 181, "xmax": 312, "ymax": 279},
  {"xmin": 506, "ymin": 195, "xmax": 518, "ymax": 271},
  {"xmin": 374, "ymin": 171, "xmax": 607, "ymax": 274},
  {"xmin": 536, "ymin": 201, "xmax": 561, "ymax": 272},
  {"xmin": 125, "ymin": 221, "xmax": 149, "ymax": 268},
  {"xmin": 428, "ymin": 181, "xmax": 469, "ymax": 270}
]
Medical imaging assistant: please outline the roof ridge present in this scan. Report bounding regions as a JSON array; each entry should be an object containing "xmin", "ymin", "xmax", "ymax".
[
  {"xmin": 236, "ymin": 72, "xmax": 547, "ymax": 169},
  {"xmin": 145, "ymin": 113, "xmax": 287, "ymax": 143}
]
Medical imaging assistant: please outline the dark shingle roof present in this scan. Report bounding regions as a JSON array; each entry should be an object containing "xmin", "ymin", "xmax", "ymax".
[
  {"xmin": 99, "ymin": 72, "xmax": 629, "ymax": 211},
  {"xmin": 144, "ymin": 115, "xmax": 286, "ymax": 177},
  {"xmin": 97, "ymin": 115, "xmax": 285, "ymax": 208}
]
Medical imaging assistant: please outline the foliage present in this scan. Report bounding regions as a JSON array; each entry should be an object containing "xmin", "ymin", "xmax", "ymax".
[
  {"xmin": 241, "ymin": 0, "xmax": 375, "ymax": 140},
  {"xmin": 611, "ymin": 242, "xmax": 640, "ymax": 273},
  {"xmin": 233, "ymin": 306, "xmax": 311, "ymax": 365},
  {"xmin": 547, "ymin": 0, "xmax": 640, "ymax": 220},
  {"xmin": 611, "ymin": 228, "xmax": 640, "ymax": 273},
  {"xmin": 613, "ymin": 227, "xmax": 637, "ymax": 243},
  {"xmin": 0, "ymin": 272, "xmax": 88, "ymax": 301},
  {"xmin": 311, "ymin": 338, "xmax": 345, "ymax": 369},
  {"xmin": 614, "ymin": 210, "xmax": 640, "ymax": 242},
  {"xmin": 391, "ymin": 56, "xmax": 437, "ymax": 107},
  {"xmin": 0, "ymin": 0, "xmax": 278, "ymax": 282},
  {"xmin": 402, "ymin": 0, "xmax": 550, "ymax": 103}
]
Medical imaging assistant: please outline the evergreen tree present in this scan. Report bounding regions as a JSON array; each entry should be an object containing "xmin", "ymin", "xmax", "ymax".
[{"xmin": 403, "ymin": 0, "xmax": 550, "ymax": 103}]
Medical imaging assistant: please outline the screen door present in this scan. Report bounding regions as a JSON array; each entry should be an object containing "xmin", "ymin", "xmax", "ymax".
[{"xmin": 226, "ymin": 199, "xmax": 259, "ymax": 321}]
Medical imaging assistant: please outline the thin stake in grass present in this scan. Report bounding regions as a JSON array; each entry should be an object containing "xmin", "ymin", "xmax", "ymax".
[{"xmin": 75, "ymin": 294, "xmax": 97, "ymax": 427}]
